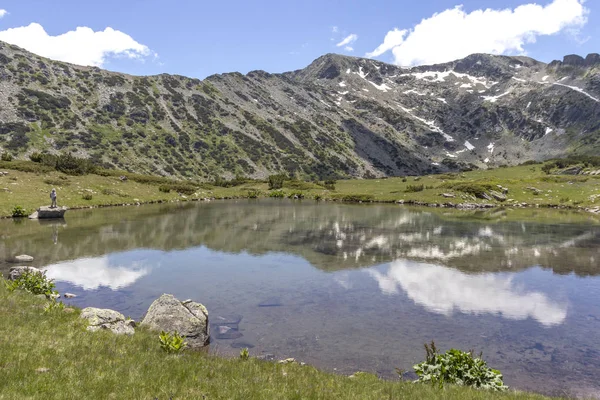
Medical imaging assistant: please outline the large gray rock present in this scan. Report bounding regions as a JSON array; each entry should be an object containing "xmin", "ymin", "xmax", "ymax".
[
  {"xmin": 13, "ymin": 254, "xmax": 34, "ymax": 263},
  {"xmin": 81, "ymin": 307, "xmax": 135, "ymax": 335},
  {"xmin": 141, "ymin": 294, "xmax": 209, "ymax": 347},
  {"xmin": 29, "ymin": 206, "xmax": 67, "ymax": 219},
  {"xmin": 9, "ymin": 266, "xmax": 42, "ymax": 280}
]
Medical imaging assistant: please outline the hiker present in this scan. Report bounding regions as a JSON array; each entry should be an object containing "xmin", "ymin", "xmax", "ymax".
[{"xmin": 50, "ymin": 188, "xmax": 57, "ymax": 208}]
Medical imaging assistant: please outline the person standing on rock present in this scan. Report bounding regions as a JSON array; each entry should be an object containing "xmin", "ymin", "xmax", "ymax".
[{"xmin": 50, "ymin": 188, "xmax": 57, "ymax": 208}]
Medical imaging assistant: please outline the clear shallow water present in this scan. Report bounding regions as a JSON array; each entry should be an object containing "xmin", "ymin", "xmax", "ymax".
[{"xmin": 2, "ymin": 200, "xmax": 600, "ymax": 397}]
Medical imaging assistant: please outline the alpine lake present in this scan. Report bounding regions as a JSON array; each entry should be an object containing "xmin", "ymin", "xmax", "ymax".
[{"xmin": 2, "ymin": 199, "xmax": 600, "ymax": 398}]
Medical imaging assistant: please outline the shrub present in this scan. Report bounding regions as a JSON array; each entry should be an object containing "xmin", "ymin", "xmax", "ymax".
[
  {"xmin": 323, "ymin": 179, "xmax": 336, "ymax": 190},
  {"xmin": 314, "ymin": 194, "xmax": 322, "ymax": 201},
  {"xmin": 5, "ymin": 270, "xmax": 58, "ymax": 297},
  {"xmin": 412, "ymin": 341, "xmax": 507, "ymax": 391},
  {"xmin": 246, "ymin": 189, "xmax": 260, "ymax": 199},
  {"xmin": 335, "ymin": 194, "xmax": 374, "ymax": 202},
  {"xmin": 287, "ymin": 190, "xmax": 304, "ymax": 199},
  {"xmin": 55, "ymin": 153, "xmax": 95, "ymax": 175},
  {"xmin": 29, "ymin": 152, "xmax": 43, "ymax": 163},
  {"xmin": 158, "ymin": 183, "xmax": 197, "ymax": 195},
  {"xmin": 11, "ymin": 206, "xmax": 27, "ymax": 218},
  {"xmin": 43, "ymin": 178, "xmax": 70, "ymax": 186},
  {"xmin": 239, "ymin": 348, "xmax": 250, "ymax": 360},
  {"xmin": 1, "ymin": 152, "xmax": 13, "ymax": 161},
  {"xmin": 268, "ymin": 190, "xmax": 285, "ymax": 198},
  {"xmin": 268, "ymin": 174, "xmax": 286, "ymax": 190},
  {"xmin": 440, "ymin": 182, "xmax": 494, "ymax": 199},
  {"xmin": 159, "ymin": 331, "xmax": 187, "ymax": 354},
  {"xmin": 82, "ymin": 193, "xmax": 93, "ymax": 201},
  {"xmin": 405, "ymin": 184, "xmax": 424, "ymax": 193}
]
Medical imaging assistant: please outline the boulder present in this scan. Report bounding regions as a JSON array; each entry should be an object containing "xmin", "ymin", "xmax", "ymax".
[
  {"xmin": 29, "ymin": 206, "xmax": 67, "ymax": 219},
  {"xmin": 489, "ymin": 190, "xmax": 507, "ymax": 202},
  {"xmin": 13, "ymin": 254, "xmax": 34, "ymax": 263},
  {"xmin": 81, "ymin": 307, "xmax": 135, "ymax": 335},
  {"xmin": 141, "ymin": 294, "xmax": 209, "ymax": 347},
  {"xmin": 9, "ymin": 266, "xmax": 41, "ymax": 280}
]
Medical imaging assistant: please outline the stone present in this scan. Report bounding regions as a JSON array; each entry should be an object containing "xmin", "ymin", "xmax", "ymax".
[
  {"xmin": 231, "ymin": 341, "xmax": 255, "ymax": 349},
  {"xmin": 560, "ymin": 166, "xmax": 582, "ymax": 175},
  {"xmin": 141, "ymin": 294, "xmax": 209, "ymax": 347},
  {"xmin": 256, "ymin": 353, "xmax": 275, "ymax": 361},
  {"xmin": 441, "ymin": 193, "xmax": 455, "ymax": 198},
  {"xmin": 9, "ymin": 266, "xmax": 41, "ymax": 280},
  {"xmin": 278, "ymin": 358, "xmax": 297, "ymax": 364},
  {"xmin": 36, "ymin": 367, "xmax": 50, "ymax": 373},
  {"xmin": 29, "ymin": 206, "xmax": 67, "ymax": 219},
  {"xmin": 13, "ymin": 255, "xmax": 34, "ymax": 263},
  {"xmin": 489, "ymin": 190, "xmax": 507, "ymax": 202},
  {"xmin": 80, "ymin": 307, "xmax": 135, "ymax": 335},
  {"xmin": 64, "ymin": 293, "xmax": 77, "ymax": 299}
]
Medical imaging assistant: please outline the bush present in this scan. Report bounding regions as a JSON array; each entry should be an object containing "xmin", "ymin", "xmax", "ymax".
[
  {"xmin": 55, "ymin": 153, "xmax": 95, "ymax": 175},
  {"xmin": 29, "ymin": 152, "xmax": 43, "ymax": 163},
  {"xmin": 287, "ymin": 190, "xmax": 304, "ymax": 199},
  {"xmin": 412, "ymin": 341, "xmax": 507, "ymax": 391},
  {"xmin": 239, "ymin": 348, "xmax": 250, "ymax": 361},
  {"xmin": 11, "ymin": 206, "xmax": 27, "ymax": 218},
  {"xmin": 159, "ymin": 331, "xmax": 187, "ymax": 354},
  {"xmin": 246, "ymin": 189, "xmax": 260, "ymax": 199},
  {"xmin": 5, "ymin": 270, "xmax": 57, "ymax": 297},
  {"xmin": 1, "ymin": 152, "xmax": 13, "ymax": 162},
  {"xmin": 335, "ymin": 194, "xmax": 374, "ymax": 202},
  {"xmin": 440, "ymin": 182, "xmax": 494, "ymax": 199},
  {"xmin": 268, "ymin": 174, "xmax": 286, "ymax": 190},
  {"xmin": 82, "ymin": 193, "xmax": 93, "ymax": 201},
  {"xmin": 323, "ymin": 179, "xmax": 336, "ymax": 190},
  {"xmin": 405, "ymin": 184, "xmax": 424, "ymax": 193},
  {"xmin": 158, "ymin": 183, "xmax": 197, "ymax": 195},
  {"xmin": 268, "ymin": 190, "xmax": 285, "ymax": 198}
]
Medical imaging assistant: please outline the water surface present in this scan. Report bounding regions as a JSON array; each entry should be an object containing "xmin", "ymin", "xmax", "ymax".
[{"xmin": 2, "ymin": 200, "xmax": 600, "ymax": 397}]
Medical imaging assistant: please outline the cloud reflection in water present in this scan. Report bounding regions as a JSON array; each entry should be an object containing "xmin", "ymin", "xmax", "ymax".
[
  {"xmin": 44, "ymin": 256, "xmax": 150, "ymax": 290},
  {"xmin": 368, "ymin": 259, "xmax": 567, "ymax": 326}
]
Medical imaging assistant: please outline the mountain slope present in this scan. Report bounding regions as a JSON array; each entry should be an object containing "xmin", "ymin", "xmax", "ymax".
[{"xmin": 0, "ymin": 41, "xmax": 599, "ymax": 179}]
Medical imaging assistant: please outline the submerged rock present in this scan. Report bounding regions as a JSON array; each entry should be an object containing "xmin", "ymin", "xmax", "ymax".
[
  {"xmin": 141, "ymin": 294, "xmax": 210, "ymax": 347},
  {"xmin": 81, "ymin": 307, "xmax": 135, "ymax": 335}
]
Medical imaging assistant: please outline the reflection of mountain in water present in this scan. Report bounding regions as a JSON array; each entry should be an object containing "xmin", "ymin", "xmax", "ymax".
[
  {"xmin": 1, "ymin": 200, "xmax": 599, "ymax": 276},
  {"xmin": 368, "ymin": 260, "xmax": 567, "ymax": 327},
  {"xmin": 44, "ymin": 255, "xmax": 150, "ymax": 290}
]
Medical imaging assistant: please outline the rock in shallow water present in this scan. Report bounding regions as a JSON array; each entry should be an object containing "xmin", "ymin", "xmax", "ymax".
[
  {"xmin": 141, "ymin": 294, "xmax": 209, "ymax": 347},
  {"xmin": 9, "ymin": 266, "xmax": 41, "ymax": 280}
]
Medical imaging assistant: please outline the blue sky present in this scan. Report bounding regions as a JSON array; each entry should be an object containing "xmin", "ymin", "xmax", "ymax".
[{"xmin": 0, "ymin": 0, "xmax": 596, "ymax": 79}]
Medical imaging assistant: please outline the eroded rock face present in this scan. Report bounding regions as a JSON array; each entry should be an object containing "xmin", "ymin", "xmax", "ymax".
[
  {"xmin": 141, "ymin": 294, "xmax": 209, "ymax": 347},
  {"xmin": 9, "ymin": 266, "xmax": 41, "ymax": 280},
  {"xmin": 80, "ymin": 307, "xmax": 135, "ymax": 335}
]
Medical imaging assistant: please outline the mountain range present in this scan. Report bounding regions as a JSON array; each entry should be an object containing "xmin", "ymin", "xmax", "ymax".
[{"xmin": 0, "ymin": 40, "xmax": 599, "ymax": 179}]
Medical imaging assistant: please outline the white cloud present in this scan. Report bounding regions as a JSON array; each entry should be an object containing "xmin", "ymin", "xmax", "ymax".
[
  {"xmin": 366, "ymin": 0, "xmax": 588, "ymax": 66},
  {"xmin": 0, "ymin": 23, "xmax": 152, "ymax": 67},
  {"xmin": 365, "ymin": 28, "xmax": 407, "ymax": 58},
  {"xmin": 368, "ymin": 259, "xmax": 567, "ymax": 326},
  {"xmin": 44, "ymin": 256, "xmax": 150, "ymax": 290},
  {"xmin": 344, "ymin": 46, "xmax": 354, "ymax": 52},
  {"xmin": 336, "ymin": 33, "xmax": 358, "ymax": 47},
  {"xmin": 0, "ymin": 9, "xmax": 7, "ymax": 18}
]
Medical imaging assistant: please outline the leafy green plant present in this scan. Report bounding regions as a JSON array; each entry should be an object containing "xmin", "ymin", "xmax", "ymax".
[
  {"xmin": 314, "ymin": 194, "xmax": 322, "ymax": 201},
  {"xmin": 11, "ymin": 206, "xmax": 27, "ymax": 218},
  {"xmin": 412, "ymin": 341, "xmax": 507, "ymax": 391},
  {"xmin": 6, "ymin": 270, "xmax": 58, "ymax": 297},
  {"xmin": 159, "ymin": 330, "xmax": 187, "ymax": 354},
  {"xmin": 82, "ymin": 193, "xmax": 93, "ymax": 201},
  {"xmin": 323, "ymin": 179, "xmax": 336, "ymax": 191},
  {"xmin": 239, "ymin": 348, "xmax": 250, "ymax": 360},
  {"xmin": 1, "ymin": 152, "xmax": 13, "ymax": 162},
  {"xmin": 287, "ymin": 190, "xmax": 304, "ymax": 199},
  {"xmin": 158, "ymin": 185, "xmax": 171, "ymax": 193}
]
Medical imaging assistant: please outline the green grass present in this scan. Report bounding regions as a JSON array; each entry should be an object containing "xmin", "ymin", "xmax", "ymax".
[
  {"xmin": 0, "ymin": 281, "xmax": 555, "ymax": 400},
  {"xmin": 0, "ymin": 163, "xmax": 599, "ymax": 218}
]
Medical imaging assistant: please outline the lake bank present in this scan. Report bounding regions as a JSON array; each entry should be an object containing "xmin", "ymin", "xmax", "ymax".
[{"xmin": 1, "ymin": 163, "xmax": 600, "ymax": 218}]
